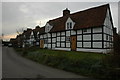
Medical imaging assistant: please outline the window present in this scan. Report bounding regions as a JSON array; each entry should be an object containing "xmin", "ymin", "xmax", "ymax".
[
  {"xmin": 69, "ymin": 22, "xmax": 72, "ymax": 29},
  {"xmin": 67, "ymin": 22, "xmax": 72, "ymax": 30},
  {"xmin": 66, "ymin": 36, "xmax": 70, "ymax": 42},
  {"xmin": 106, "ymin": 35, "xmax": 108, "ymax": 40},
  {"xmin": 44, "ymin": 39, "xmax": 48, "ymax": 44},
  {"xmin": 83, "ymin": 29, "xmax": 87, "ymax": 32},
  {"xmin": 67, "ymin": 23, "xmax": 69, "ymax": 29}
]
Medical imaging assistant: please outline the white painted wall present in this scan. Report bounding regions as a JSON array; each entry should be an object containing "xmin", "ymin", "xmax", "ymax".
[
  {"xmin": 44, "ymin": 34, "xmax": 47, "ymax": 38},
  {"xmin": 40, "ymin": 35, "xmax": 43, "ymax": 39},
  {"xmin": 66, "ymin": 31, "xmax": 70, "ymax": 36},
  {"xmin": 52, "ymin": 38, "xmax": 56, "ymax": 42},
  {"xmin": 77, "ymin": 30, "xmax": 82, "ymax": 34},
  {"xmin": 77, "ymin": 42, "xmax": 82, "ymax": 47},
  {"xmin": 54, "ymin": 48, "xmax": 71, "ymax": 51},
  {"xmin": 57, "ymin": 32, "xmax": 60, "ymax": 36},
  {"xmin": 57, "ymin": 42, "xmax": 60, "ymax": 47},
  {"xmin": 93, "ymin": 34, "xmax": 102, "ymax": 40},
  {"xmin": 48, "ymin": 39, "xmax": 51, "ymax": 43},
  {"xmin": 45, "ymin": 23, "xmax": 53, "ymax": 33},
  {"xmin": 66, "ymin": 43, "xmax": 70, "ymax": 47},
  {"xmin": 48, "ymin": 44, "xmax": 51, "ymax": 48},
  {"xmin": 103, "ymin": 9, "xmax": 113, "ymax": 35},
  {"xmin": 93, "ymin": 42, "xmax": 102, "ymax": 48},
  {"xmin": 52, "ymin": 33, "xmax": 56, "ymax": 37},
  {"xmin": 44, "ymin": 44, "xmax": 47, "ymax": 48},
  {"xmin": 83, "ymin": 42, "xmax": 91, "ymax": 47},
  {"xmin": 93, "ymin": 27, "xmax": 102, "ymax": 33},
  {"xmin": 83, "ymin": 35, "xmax": 91, "ymax": 40},
  {"xmin": 52, "ymin": 44, "xmax": 56, "ymax": 48},
  {"xmin": 77, "ymin": 48, "xmax": 111, "ymax": 53},
  {"xmin": 83, "ymin": 28, "xmax": 91, "ymax": 34},
  {"xmin": 47, "ymin": 33, "xmax": 51, "ymax": 38},
  {"xmin": 77, "ymin": 35, "xmax": 82, "ymax": 40},
  {"xmin": 61, "ymin": 32, "xmax": 65, "ymax": 36},
  {"xmin": 57, "ymin": 37, "xmax": 60, "ymax": 41},
  {"xmin": 61, "ymin": 43, "xmax": 65, "ymax": 47},
  {"xmin": 61, "ymin": 37, "xmax": 65, "ymax": 41},
  {"xmin": 71, "ymin": 30, "xmax": 76, "ymax": 35}
]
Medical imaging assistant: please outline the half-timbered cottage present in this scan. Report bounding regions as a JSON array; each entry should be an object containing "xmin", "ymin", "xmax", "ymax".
[
  {"xmin": 33, "ymin": 26, "xmax": 45, "ymax": 47},
  {"xmin": 40, "ymin": 4, "xmax": 114, "ymax": 53},
  {"xmin": 22, "ymin": 28, "xmax": 33, "ymax": 47}
]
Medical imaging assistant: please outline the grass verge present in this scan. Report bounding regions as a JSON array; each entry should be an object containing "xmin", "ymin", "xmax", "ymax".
[{"xmin": 14, "ymin": 47, "xmax": 120, "ymax": 80}]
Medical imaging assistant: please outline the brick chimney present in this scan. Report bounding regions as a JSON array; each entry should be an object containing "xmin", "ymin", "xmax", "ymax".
[{"xmin": 63, "ymin": 8, "xmax": 70, "ymax": 16}]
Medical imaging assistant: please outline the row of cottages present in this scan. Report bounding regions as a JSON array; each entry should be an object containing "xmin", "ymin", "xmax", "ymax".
[{"xmin": 21, "ymin": 4, "xmax": 114, "ymax": 53}]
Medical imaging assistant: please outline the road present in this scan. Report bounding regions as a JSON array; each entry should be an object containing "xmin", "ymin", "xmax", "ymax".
[{"xmin": 2, "ymin": 46, "xmax": 86, "ymax": 78}]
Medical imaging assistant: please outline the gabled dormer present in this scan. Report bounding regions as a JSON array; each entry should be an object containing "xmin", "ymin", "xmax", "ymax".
[
  {"xmin": 30, "ymin": 31, "xmax": 34, "ymax": 39},
  {"xmin": 45, "ymin": 22, "xmax": 53, "ymax": 33},
  {"xmin": 66, "ymin": 17, "xmax": 75, "ymax": 30},
  {"xmin": 37, "ymin": 32, "xmax": 39, "ymax": 39}
]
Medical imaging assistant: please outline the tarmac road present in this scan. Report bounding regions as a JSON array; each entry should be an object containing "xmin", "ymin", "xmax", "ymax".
[{"xmin": 2, "ymin": 46, "xmax": 86, "ymax": 78}]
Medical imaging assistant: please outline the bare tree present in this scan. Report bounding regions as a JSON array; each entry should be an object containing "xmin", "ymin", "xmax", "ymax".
[{"xmin": 16, "ymin": 27, "xmax": 24, "ymax": 35}]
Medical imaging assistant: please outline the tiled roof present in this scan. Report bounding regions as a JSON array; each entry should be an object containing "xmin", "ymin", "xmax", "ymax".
[
  {"xmin": 33, "ymin": 26, "xmax": 45, "ymax": 38},
  {"xmin": 23, "ymin": 28, "xmax": 32, "ymax": 39},
  {"xmin": 49, "ymin": 4, "xmax": 109, "ymax": 32}
]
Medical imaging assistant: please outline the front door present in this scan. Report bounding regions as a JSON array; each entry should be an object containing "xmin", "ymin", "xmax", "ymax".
[
  {"xmin": 40, "ymin": 40, "xmax": 44, "ymax": 48},
  {"xmin": 71, "ymin": 36, "xmax": 77, "ymax": 51}
]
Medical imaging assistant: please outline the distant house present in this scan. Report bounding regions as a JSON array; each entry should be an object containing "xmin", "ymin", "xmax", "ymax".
[
  {"xmin": 22, "ymin": 28, "xmax": 33, "ymax": 47},
  {"xmin": 16, "ymin": 4, "xmax": 114, "ymax": 53},
  {"xmin": 32, "ymin": 26, "xmax": 45, "ymax": 47}
]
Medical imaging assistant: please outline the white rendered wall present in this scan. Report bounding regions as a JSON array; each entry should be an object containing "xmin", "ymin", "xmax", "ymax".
[
  {"xmin": 48, "ymin": 39, "xmax": 51, "ymax": 43},
  {"xmin": 61, "ymin": 32, "xmax": 65, "ymax": 36},
  {"xmin": 93, "ymin": 34, "xmax": 102, "ymax": 40},
  {"xmin": 61, "ymin": 43, "xmax": 65, "ymax": 47},
  {"xmin": 48, "ymin": 44, "xmax": 51, "ymax": 48},
  {"xmin": 57, "ymin": 32, "xmax": 60, "ymax": 36},
  {"xmin": 83, "ymin": 42, "xmax": 91, "ymax": 47},
  {"xmin": 93, "ymin": 42, "xmax": 102, "ymax": 48},
  {"xmin": 83, "ymin": 35, "xmax": 91, "ymax": 41},
  {"xmin": 66, "ymin": 31, "xmax": 70, "ymax": 36},
  {"xmin": 77, "ymin": 42, "xmax": 82, "ymax": 47},
  {"xmin": 77, "ymin": 48, "xmax": 111, "ymax": 53},
  {"xmin": 77, "ymin": 35, "xmax": 82, "ymax": 40},
  {"xmin": 66, "ymin": 43, "xmax": 70, "ymax": 47},
  {"xmin": 52, "ymin": 33, "xmax": 56, "ymax": 37},
  {"xmin": 45, "ymin": 23, "xmax": 53, "ymax": 33},
  {"xmin": 71, "ymin": 30, "xmax": 76, "ymax": 35},
  {"xmin": 103, "ymin": 9, "xmax": 113, "ymax": 35},
  {"xmin": 77, "ymin": 30, "xmax": 82, "ymax": 34},
  {"xmin": 57, "ymin": 42, "xmax": 60, "ymax": 47},
  {"xmin": 52, "ymin": 38, "xmax": 56, "ymax": 43},
  {"xmin": 61, "ymin": 37, "xmax": 65, "ymax": 41},
  {"xmin": 54, "ymin": 48, "xmax": 71, "ymax": 51},
  {"xmin": 47, "ymin": 33, "xmax": 51, "ymax": 38},
  {"xmin": 57, "ymin": 37, "xmax": 60, "ymax": 41},
  {"xmin": 93, "ymin": 27, "xmax": 102, "ymax": 33},
  {"xmin": 83, "ymin": 28, "xmax": 91, "ymax": 34}
]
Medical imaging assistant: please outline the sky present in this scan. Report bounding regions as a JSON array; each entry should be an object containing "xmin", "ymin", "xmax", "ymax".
[{"xmin": 1, "ymin": 1, "xmax": 119, "ymax": 41}]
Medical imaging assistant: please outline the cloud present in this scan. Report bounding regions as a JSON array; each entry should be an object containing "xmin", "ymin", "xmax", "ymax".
[
  {"xmin": 2, "ymin": 2, "xmax": 119, "ymax": 40},
  {"xmin": 19, "ymin": 4, "xmax": 29, "ymax": 13}
]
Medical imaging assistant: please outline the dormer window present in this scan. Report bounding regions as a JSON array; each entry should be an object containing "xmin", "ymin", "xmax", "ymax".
[
  {"xmin": 67, "ymin": 22, "xmax": 72, "ymax": 30},
  {"xmin": 66, "ymin": 17, "xmax": 75, "ymax": 30}
]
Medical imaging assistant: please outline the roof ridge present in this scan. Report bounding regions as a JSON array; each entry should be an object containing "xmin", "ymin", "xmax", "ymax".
[{"xmin": 70, "ymin": 4, "xmax": 109, "ymax": 16}]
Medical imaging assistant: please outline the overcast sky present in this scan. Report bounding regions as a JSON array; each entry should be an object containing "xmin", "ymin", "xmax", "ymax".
[{"xmin": 1, "ymin": 2, "xmax": 119, "ymax": 40}]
